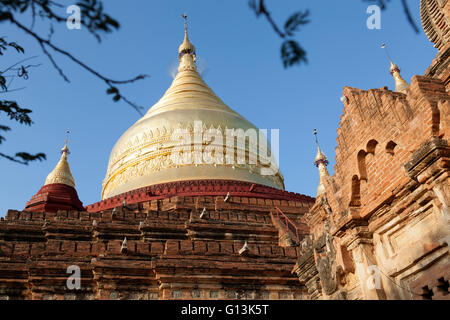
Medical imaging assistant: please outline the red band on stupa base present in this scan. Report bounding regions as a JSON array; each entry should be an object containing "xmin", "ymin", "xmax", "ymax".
[
  {"xmin": 24, "ymin": 183, "xmax": 84, "ymax": 213},
  {"xmin": 87, "ymin": 179, "xmax": 314, "ymax": 213}
]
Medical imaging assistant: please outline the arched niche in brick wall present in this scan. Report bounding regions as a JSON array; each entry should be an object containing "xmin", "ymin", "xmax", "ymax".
[
  {"xmin": 366, "ymin": 139, "xmax": 379, "ymax": 155},
  {"xmin": 386, "ymin": 141, "xmax": 397, "ymax": 155},
  {"xmin": 349, "ymin": 175, "xmax": 361, "ymax": 207},
  {"xmin": 357, "ymin": 150, "xmax": 368, "ymax": 181}
]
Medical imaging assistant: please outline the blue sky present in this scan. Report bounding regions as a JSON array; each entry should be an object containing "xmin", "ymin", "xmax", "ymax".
[{"xmin": 0, "ymin": 1, "xmax": 437, "ymax": 216}]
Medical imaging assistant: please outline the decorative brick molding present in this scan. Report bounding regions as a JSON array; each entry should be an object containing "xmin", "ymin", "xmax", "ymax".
[
  {"xmin": 0, "ymin": 193, "xmax": 310, "ymax": 300},
  {"xmin": 86, "ymin": 179, "xmax": 314, "ymax": 213}
]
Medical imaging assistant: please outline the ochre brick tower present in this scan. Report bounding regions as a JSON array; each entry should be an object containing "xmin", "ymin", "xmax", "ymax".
[
  {"xmin": 0, "ymin": 1, "xmax": 449, "ymax": 300},
  {"xmin": 293, "ymin": 0, "xmax": 450, "ymax": 300}
]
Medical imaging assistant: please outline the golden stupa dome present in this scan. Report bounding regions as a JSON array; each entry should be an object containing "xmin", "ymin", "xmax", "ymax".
[{"xmin": 101, "ymin": 18, "xmax": 284, "ymax": 200}]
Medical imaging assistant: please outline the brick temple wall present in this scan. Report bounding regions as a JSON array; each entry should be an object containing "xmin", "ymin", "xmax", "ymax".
[
  {"xmin": 422, "ymin": 0, "xmax": 450, "ymax": 91},
  {"xmin": 293, "ymin": 1, "xmax": 450, "ymax": 299},
  {"xmin": 0, "ymin": 195, "xmax": 313, "ymax": 300},
  {"xmin": 294, "ymin": 74, "xmax": 449, "ymax": 300}
]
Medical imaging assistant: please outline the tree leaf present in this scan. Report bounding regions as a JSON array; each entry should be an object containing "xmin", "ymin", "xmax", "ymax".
[
  {"xmin": 281, "ymin": 40, "xmax": 307, "ymax": 68},
  {"xmin": 8, "ymin": 42, "xmax": 24, "ymax": 54},
  {"xmin": 15, "ymin": 152, "xmax": 46, "ymax": 163},
  {"xmin": 106, "ymin": 86, "xmax": 118, "ymax": 94},
  {"xmin": 0, "ymin": 125, "xmax": 11, "ymax": 132},
  {"xmin": 284, "ymin": 10, "xmax": 310, "ymax": 37}
]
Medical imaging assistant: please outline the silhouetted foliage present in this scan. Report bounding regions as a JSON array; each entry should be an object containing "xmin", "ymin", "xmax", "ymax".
[
  {"xmin": 0, "ymin": 1, "xmax": 423, "ymax": 165},
  {"xmin": 281, "ymin": 40, "xmax": 307, "ymax": 68},
  {"xmin": 250, "ymin": 0, "xmax": 420, "ymax": 68},
  {"xmin": 364, "ymin": 0, "xmax": 420, "ymax": 33},
  {"xmin": 284, "ymin": 11, "xmax": 310, "ymax": 37},
  {"xmin": 0, "ymin": 37, "xmax": 45, "ymax": 164},
  {"xmin": 0, "ymin": 0, "xmax": 148, "ymax": 165},
  {"xmin": 249, "ymin": 0, "xmax": 310, "ymax": 68}
]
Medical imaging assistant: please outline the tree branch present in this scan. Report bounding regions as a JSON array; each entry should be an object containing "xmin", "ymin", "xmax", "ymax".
[
  {"xmin": 250, "ymin": 0, "xmax": 286, "ymax": 38},
  {"xmin": 364, "ymin": 0, "xmax": 420, "ymax": 33},
  {"xmin": 9, "ymin": 16, "xmax": 148, "ymax": 115},
  {"xmin": 400, "ymin": 0, "xmax": 419, "ymax": 34},
  {"xmin": 0, "ymin": 151, "xmax": 45, "ymax": 165},
  {"xmin": 38, "ymin": 40, "xmax": 70, "ymax": 82},
  {"xmin": 1, "ymin": 55, "xmax": 39, "ymax": 74}
]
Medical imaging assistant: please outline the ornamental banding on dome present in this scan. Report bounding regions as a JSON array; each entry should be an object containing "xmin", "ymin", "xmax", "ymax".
[
  {"xmin": 107, "ymin": 123, "xmax": 275, "ymax": 171},
  {"xmin": 102, "ymin": 121, "xmax": 283, "ymax": 199}
]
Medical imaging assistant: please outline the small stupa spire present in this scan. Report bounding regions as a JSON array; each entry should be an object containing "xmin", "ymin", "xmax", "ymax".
[
  {"xmin": 313, "ymin": 129, "xmax": 329, "ymax": 197},
  {"xmin": 382, "ymin": 43, "xmax": 410, "ymax": 94},
  {"xmin": 44, "ymin": 130, "xmax": 75, "ymax": 188},
  {"xmin": 25, "ymin": 129, "xmax": 83, "ymax": 213},
  {"xmin": 178, "ymin": 13, "xmax": 197, "ymax": 72}
]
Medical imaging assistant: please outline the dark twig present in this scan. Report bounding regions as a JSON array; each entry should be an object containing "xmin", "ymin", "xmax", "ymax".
[
  {"xmin": 10, "ymin": 16, "xmax": 147, "ymax": 115},
  {"xmin": 30, "ymin": 0, "xmax": 36, "ymax": 30},
  {"xmin": 0, "ymin": 151, "xmax": 45, "ymax": 165},
  {"xmin": 364, "ymin": 0, "xmax": 420, "ymax": 33},
  {"xmin": 400, "ymin": 0, "xmax": 419, "ymax": 33},
  {"xmin": 0, "ymin": 86, "xmax": 26, "ymax": 93},
  {"xmin": 0, "ymin": 152, "xmax": 27, "ymax": 164},
  {"xmin": 1, "ymin": 55, "xmax": 39, "ymax": 74},
  {"xmin": 250, "ymin": 0, "xmax": 286, "ymax": 38},
  {"xmin": 10, "ymin": 18, "xmax": 147, "ymax": 85},
  {"xmin": 38, "ymin": 41, "xmax": 70, "ymax": 82},
  {"xmin": 249, "ymin": 0, "xmax": 309, "ymax": 68}
]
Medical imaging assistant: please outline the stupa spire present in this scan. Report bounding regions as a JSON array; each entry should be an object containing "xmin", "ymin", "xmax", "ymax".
[
  {"xmin": 25, "ymin": 130, "xmax": 83, "ymax": 213},
  {"xmin": 44, "ymin": 130, "xmax": 75, "ymax": 188},
  {"xmin": 178, "ymin": 14, "xmax": 197, "ymax": 72},
  {"xmin": 382, "ymin": 43, "xmax": 410, "ymax": 94},
  {"xmin": 313, "ymin": 129, "xmax": 329, "ymax": 197}
]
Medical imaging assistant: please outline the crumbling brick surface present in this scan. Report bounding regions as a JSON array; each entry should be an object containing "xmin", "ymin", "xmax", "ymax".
[
  {"xmin": 295, "ymin": 74, "xmax": 450, "ymax": 300},
  {"xmin": 0, "ymin": 195, "xmax": 312, "ymax": 300}
]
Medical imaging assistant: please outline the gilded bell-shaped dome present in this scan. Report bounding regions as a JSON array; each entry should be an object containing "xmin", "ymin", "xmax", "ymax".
[{"xmin": 102, "ymin": 20, "xmax": 284, "ymax": 199}]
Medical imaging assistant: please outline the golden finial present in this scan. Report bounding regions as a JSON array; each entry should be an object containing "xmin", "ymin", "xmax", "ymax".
[
  {"xmin": 382, "ymin": 43, "xmax": 410, "ymax": 94},
  {"xmin": 313, "ymin": 129, "xmax": 329, "ymax": 197},
  {"xmin": 65, "ymin": 128, "xmax": 70, "ymax": 144},
  {"xmin": 313, "ymin": 129, "xmax": 329, "ymax": 167},
  {"xmin": 183, "ymin": 13, "xmax": 188, "ymax": 35},
  {"xmin": 44, "ymin": 131, "xmax": 76, "ymax": 188},
  {"xmin": 178, "ymin": 13, "xmax": 197, "ymax": 71},
  {"xmin": 61, "ymin": 128, "xmax": 70, "ymax": 155},
  {"xmin": 381, "ymin": 43, "xmax": 392, "ymax": 62},
  {"xmin": 179, "ymin": 14, "xmax": 195, "ymax": 57}
]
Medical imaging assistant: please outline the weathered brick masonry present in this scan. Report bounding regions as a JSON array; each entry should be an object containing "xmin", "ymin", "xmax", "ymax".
[
  {"xmin": 0, "ymin": 191, "xmax": 313, "ymax": 300},
  {"xmin": 293, "ymin": 0, "xmax": 450, "ymax": 300}
]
